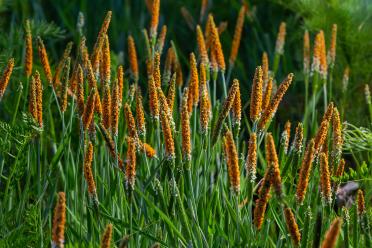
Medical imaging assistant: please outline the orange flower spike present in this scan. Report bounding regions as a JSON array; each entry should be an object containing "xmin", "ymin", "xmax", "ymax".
[
  {"xmin": 124, "ymin": 103, "xmax": 138, "ymax": 142},
  {"xmin": 262, "ymin": 52, "xmax": 269, "ymax": 84},
  {"xmin": 29, "ymin": 75, "xmax": 37, "ymax": 121},
  {"xmin": 117, "ymin": 65, "xmax": 124, "ymax": 106},
  {"xmin": 77, "ymin": 65, "xmax": 85, "ymax": 116},
  {"xmin": 125, "ymin": 136, "xmax": 137, "ymax": 190},
  {"xmin": 52, "ymin": 192, "xmax": 66, "ymax": 248},
  {"xmin": 262, "ymin": 77, "xmax": 273, "ymax": 113},
  {"xmin": 60, "ymin": 57, "xmax": 71, "ymax": 113},
  {"xmin": 166, "ymin": 73, "xmax": 176, "ymax": 112},
  {"xmin": 100, "ymin": 223, "xmax": 113, "ymax": 248},
  {"xmin": 34, "ymin": 71, "xmax": 43, "ymax": 127},
  {"xmin": 321, "ymin": 218, "xmax": 342, "ymax": 248},
  {"xmin": 357, "ymin": 189, "xmax": 366, "ymax": 216},
  {"xmin": 314, "ymin": 102, "xmax": 334, "ymax": 154},
  {"xmin": 181, "ymin": 87, "xmax": 191, "ymax": 162},
  {"xmin": 232, "ymin": 81, "xmax": 241, "ymax": 128},
  {"xmin": 284, "ymin": 207, "xmax": 301, "ymax": 246},
  {"xmin": 196, "ymin": 25, "xmax": 209, "ymax": 66},
  {"xmin": 102, "ymin": 34, "xmax": 111, "ymax": 82},
  {"xmin": 128, "ymin": 35, "xmax": 139, "ymax": 81},
  {"xmin": 0, "ymin": 58, "xmax": 15, "ymax": 100},
  {"xmin": 153, "ymin": 52, "xmax": 161, "ymax": 88},
  {"xmin": 303, "ymin": 30, "xmax": 310, "ymax": 74},
  {"xmin": 160, "ymin": 110, "xmax": 175, "ymax": 160},
  {"xmin": 211, "ymin": 19, "xmax": 225, "ymax": 71},
  {"xmin": 111, "ymin": 79, "xmax": 120, "ymax": 136},
  {"xmin": 250, "ymin": 66, "xmax": 263, "ymax": 122},
  {"xmin": 150, "ymin": 0, "xmax": 160, "ymax": 38},
  {"xmin": 148, "ymin": 75, "xmax": 159, "ymax": 120},
  {"xmin": 24, "ymin": 20, "xmax": 33, "ymax": 78},
  {"xmin": 258, "ymin": 73, "xmax": 293, "ymax": 130},
  {"xmin": 246, "ymin": 132, "xmax": 257, "ymax": 182},
  {"xmin": 229, "ymin": 5, "xmax": 247, "ymax": 65},
  {"xmin": 224, "ymin": 130, "xmax": 240, "ymax": 194},
  {"xmin": 102, "ymin": 83, "xmax": 112, "ymax": 130},
  {"xmin": 275, "ymin": 22, "xmax": 286, "ymax": 55},
  {"xmin": 83, "ymin": 142, "xmax": 97, "ymax": 198},
  {"xmin": 189, "ymin": 53, "xmax": 199, "ymax": 107},
  {"xmin": 82, "ymin": 89, "xmax": 96, "ymax": 130},
  {"xmin": 266, "ymin": 133, "xmax": 283, "ymax": 198},
  {"xmin": 320, "ymin": 152, "xmax": 332, "ymax": 204},
  {"xmin": 37, "ymin": 37, "xmax": 52, "ymax": 84},
  {"xmin": 296, "ymin": 139, "xmax": 315, "ymax": 204},
  {"xmin": 135, "ymin": 87, "xmax": 146, "ymax": 137}
]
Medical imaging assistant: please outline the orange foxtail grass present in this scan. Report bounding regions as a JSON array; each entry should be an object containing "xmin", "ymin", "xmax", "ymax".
[
  {"xmin": 245, "ymin": 132, "xmax": 257, "ymax": 182},
  {"xmin": 205, "ymin": 14, "xmax": 214, "ymax": 49},
  {"xmin": 303, "ymin": 30, "xmax": 310, "ymax": 74},
  {"xmin": 37, "ymin": 37, "xmax": 52, "ymax": 84},
  {"xmin": 102, "ymin": 83, "xmax": 112, "ymax": 130},
  {"xmin": 82, "ymin": 89, "xmax": 96, "ymax": 130},
  {"xmin": 24, "ymin": 20, "xmax": 33, "ymax": 77},
  {"xmin": 153, "ymin": 52, "xmax": 161, "ymax": 87},
  {"xmin": 29, "ymin": 75, "xmax": 38, "ymax": 122},
  {"xmin": 98, "ymin": 123, "xmax": 124, "ymax": 169},
  {"xmin": 266, "ymin": 133, "xmax": 283, "ymax": 198},
  {"xmin": 34, "ymin": 71, "xmax": 43, "ymax": 127},
  {"xmin": 210, "ymin": 17, "xmax": 225, "ymax": 71},
  {"xmin": 210, "ymin": 48, "xmax": 218, "ymax": 80},
  {"xmin": 258, "ymin": 73, "xmax": 293, "ymax": 130},
  {"xmin": 0, "ymin": 58, "xmax": 15, "ymax": 100},
  {"xmin": 200, "ymin": 67, "xmax": 211, "ymax": 134},
  {"xmin": 181, "ymin": 87, "xmax": 191, "ymax": 163},
  {"xmin": 135, "ymin": 87, "xmax": 146, "ymax": 137},
  {"xmin": 84, "ymin": 142, "xmax": 98, "ymax": 202},
  {"xmin": 196, "ymin": 25, "xmax": 209, "ymax": 66},
  {"xmin": 262, "ymin": 52, "xmax": 269, "ymax": 84},
  {"xmin": 311, "ymin": 31, "xmax": 323, "ymax": 75},
  {"xmin": 223, "ymin": 130, "xmax": 240, "ymax": 194},
  {"xmin": 232, "ymin": 80, "xmax": 241, "ymax": 129},
  {"xmin": 275, "ymin": 22, "xmax": 286, "ymax": 55},
  {"xmin": 156, "ymin": 25, "xmax": 167, "ymax": 54},
  {"xmin": 77, "ymin": 65, "xmax": 85, "ymax": 116},
  {"xmin": 229, "ymin": 5, "xmax": 246, "ymax": 66},
  {"xmin": 262, "ymin": 77, "xmax": 272, "ymax": 113},
  {"xmin": 254, "ymin": 162, "xmax": 273, "ymax": 230},
  {"xmin": 250, "ymin": 66, "xmax": 263, "ymax": 122},
  {"xmin": 100, "ymin": 223, "xmax": 113, "ymax": 248},
  {"xmin": 157, "ymin": 87, "xmax": 174, "ymax": 130},
  {"xmin": 52, "ymin": 192, "xmax": 66, "ymax": 248},
  {"xmin": 314, "ymin": 102, "xmax": 334, "ymax": 155},
  {"xmin": 101, "ymin": 34, "xmax": 111, "ymax": 82},
  {"xmin": 128, "ymin": 35, "xmax": 139, "ymax": 81},
  {"xmin": 319, "ymin": 31, "xmax": 327, "ymax": 79},
  {"xmin": 79, "ymin": 37, "xmax": 90, "ymax": 70},
  {"xmin": 111, "ymin": 79, "xmax": 120, "ymax": 136},
  {"xmin": 321, "ymin": 217, "xmax": 342, "ymax": 248},
  {"xmin": 53, "ymin": 42, "xmax": 73, "ymax": 88},
  {"xmin": 291, "ymin": 122, "xmax": 303, "ymax": 154},
  {"xmin": 284, "ymin": 207, "xmax": 301, "ymax": 246},
  {"xmin": 124, "ymin": 103, "xmax": 139, "ymax": 143},
  {"xmin": 117, "ymin": 65, "xmax": 124, "ymax": 106},
  {"xmin": 211, "ymin": 79, "xmax": 239, "ymax": 144},
  {"xmin": 296, "ymin": 139, "xmax": 315, "ymax": 204},
  {"xmin": 92, "ymin": 11, "xmax": 112, "ymax": 70},
  {"xmin": 320, "ymin": 152, "xmax": 332, "ymax": 204},
  {"xmin": 160, "ymin": 109, "xmax": 175, "ymax": 160},
  {"xmin": 140, "ymin": 142, "xmax": 157, "ymax": 158},
  {"xmin": 357, "ymin": 189, "xmax": 366, "ymax": 216},
  {"xmin": 163, "ymin": 47, "xmax": 175, "ymax": 84},
  {"xmin": 60, "ymin": 57, "xmax": 71, "ymax": 113},
  {"xmin": 86, "ymin": 59, "xmax": 98, "ymax": 90},
  {"xmin": 334, "ymin": 158, "xmax": 345, "ymax": 178},
  {"xmin": 329, "ymin": 24, "xmax": 337, "ymax": 67},
  {"xmin": 281, "ymin": 120, "xmax": 291, "ymax": 155},
  {"xmin": 189, "ymin": 53, "xmax": 199, "ymax": 109},
  {"xmin": 126, "ymin": 136, "xmax": 137, "ymax": 191},
  {"xmin": 150, "ymin": 0, "xmax": 160, "ymax": 39},
  {"xmin": 166, "ymin": 74, "xmax": 176, "ymax": 112},
  {"xmin": 331, "ymin": 107, "xmax": 342, "ymax": 170},
  {"xmin": 148, "ymin": 75, "xmax": 159, "ymax": 120}
]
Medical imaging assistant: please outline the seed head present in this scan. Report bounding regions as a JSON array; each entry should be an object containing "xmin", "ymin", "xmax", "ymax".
[
  {"xmin": 357, "ymin": 189, "xmax": 365, "ymax": 216},
  {"xmin": 148, "ymin": 75, "xmax": 159, "ymax": 120},
  {"xmin": 154, "ymin": 52, "xmax": 161, "ymax": 88},
  {"xmin": 258, "ymin": 73, "xmax": 293, "ymax": 130},
  {"xmin": 29, "ymin": 75, "xmax": 38, "ymax": 122},
  {"xmin": 102, "ymin": 83, "xmax": 112, "ymax": 130},
  {"xmin": 124, "ymin": 103, "xmax": 138, "ymax": 143},
  {"xmin": 181, "ymin": 87, "xmax": 191, "ymax": 162},
  {"xmin": 82, "ymin": 89, "xmax": 96, "ymax": 130},
  {"xmin": 291, "ymin": 122, "xmax": 303, "ymax": 154},
  {"xmin": 296, "ymin": 139, "xmax": 315, "ymax": 204},
  {"xmin": 77, "ymin": 65, "xmax": 85, "ymax": 116},
  {"xmin": 314, "ymin": 102, "xmax": 334, "ymax": 154},
  {"xmin": 250, "ymin": 66, "xmax": 263, "ymax": 121},
  {"xmin": 210, "ymin": 16, "xmax": 225, "ymax": 71},
  {"xmin": 281, "ymin": 120, "xmax": 291, "ymax": 155},
  {"xmin": 232, "ymin": 81, "xmax": 241, "ymax": 128},
  {"xmin": 196, "ymin": 25, "xmax": 209, "ymax": 66},
  {"xmin": 199, "ymin": 66, "xmax": 211, "ymax": 134},
  {"xmin": 156, "ymin": 25, "xmax": 167, "ymax": 54},
  {"xmin": 163, "ymin": 47, "xmax": 175, "ymax": 84},
  {"xmin": 262, "ymin": 52, "xmax": 269, "ymax": 84},
  {"xmin": 229, "ymin": 5, "xmax": 246, "ymax": 65},
  {"xmin": 84, "ymin": 142, "xmax": 97, "ymax": 199},
  {"xmin": 53, "ymin": 42, "xmax": 73, "ymax": 89},
  {"xmin": 331, "ymin": 107, "xmax": 342, "ymax": 167},
  {"xmin": 34, "ymin": 71, "xmax": 43, "ymax": 127},
  {"xmin": 189, "ymin": 53, "xmax": 199, "ymax": 109},
  {"xmin": 320, "ymin": 152, "xmax": 332, "ymax": 204},
  {"xmin": 303, "ymin": 30, "xmax": 310, "ymax": 74},
  {"xmin": 128, "ymin": 35, "xmax": 139, "ymax": 81},
  {"xmin": 52, "ymin": 192, "xmax": 66, "ymax": 248},
  {"xmin": 334, "ymin": 158, "xmax": 345, "ymax": 178},
  {"xmin": 284, "ymin": 207, "xmax": 301, "ymax": 246},
  {"xmin": 125, "ymin": 136, "xmax": 137, "ymax": 190},
  {"xmin": 24, "ymin": 20, "xmax": 33, "ymax": 77},
  {"xmin": 246, "ymin": 132, "xmax": 257, "ymax": 182},
  {"xmin": 60, "ymin": 57, "xmax": 71, "ymax": 113},
  {"xmin": 117, "ymin": 65, "xmax": 124, "ymax": 106},
  {"xmin": 135, "ymin": 87, "xmax": 146, "ymax": 137},
  {"xmin": 100, "ymin": 223, "xmax": 113, "ymax": 248},
  {"xmin": 266, "ymin": 133, "xmax": 283, "ymax": 198},
  {"xmin": 150, "ymin": 0, "xmax": 160, "ymax": 38},
  {"xmin": 262, "ymin": 77, "xmax": 273, "ymax": 113},
  {"xmin": 101, "ymin": 34, "xmax": 111, "ymax": 82},
  {"xmin": 224, "ymin": 130, "xmax": 240, "ymax": 194},
  {"xmin": 160, "ymin": 109, "xmax": 175, "ymax": 160},
  {"xmin": 321, "ymin": 218, "xmax": 342, "ymax": 248},
  {"xmin": 166, "ymin": 74, "xmax": 176, "ymax": 112},
  {"xmin": 254, "ymin": 163, "xmax": 273, "ymax": 230},
  {"xmin": 111, "ymin": 79, "xmax": 120, "ymax": 136},
  {"xmin": 37, "ymin": 37, "xmax": 52, "ymax": 84},
  {"xmin": 275, "ymin": 22, "xmax": 286, "ymax": 55}
]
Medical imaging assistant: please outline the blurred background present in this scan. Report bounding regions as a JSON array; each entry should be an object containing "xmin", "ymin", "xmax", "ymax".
[{"xmin": 0, "ymin": 0, "xmax": 371, "ymax": 125}]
